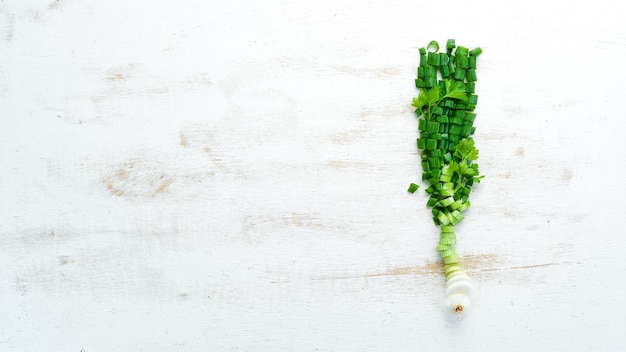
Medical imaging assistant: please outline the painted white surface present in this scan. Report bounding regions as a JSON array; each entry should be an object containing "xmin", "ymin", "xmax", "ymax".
[{"xmin": 1, "ymin": 0, "xmax": 625, "ymax": 351}]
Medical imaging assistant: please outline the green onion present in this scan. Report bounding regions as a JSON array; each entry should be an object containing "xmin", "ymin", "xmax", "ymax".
[
  {"xmin": 439, "ymin": 53, "xmax": 448, "ymax": 66},
  {"xmin": 455, "ymin": 46, "xmax": 469, "ymax": 56},
  {"xmin": 466, "ymin": 69, "xmax": 477, "ymax": 82},
  {"xmin": 427, "ymin": 40, "xmax": 439, "ymax": 52},
  {"xmin": 456, "ymin": 55, "xmax": 469, "ymax": 69},
  {"xmin": 420, "ymin": 55, "xmax": 427, "ymax": 67},
  {"xmin": 410, "ymin": 39, "xmax": 484, "ymax": 314},
  {"xmin": 453, "ymin": 68, "xmax": 466, "ymax": 80},
  {"xmin": 446, "ymin": 39, "xmax": 455, "ymax": 50},
  {"xmin": 469, "ymin": 47, "xmax": 482, "ymax": 56},
  {"xmin": 469, "ymin": 56, "xmax": 476, "ymax": 69},
  {"xmin": 427, "ymin": 52, "xmax": 440, "ymax": 66}
]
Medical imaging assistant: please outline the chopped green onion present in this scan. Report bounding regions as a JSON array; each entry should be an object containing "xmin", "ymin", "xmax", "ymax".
[
  {"xmin": 424, "ymin": 76, "xmax": 436, "ymax": 88},
  {"xmin": 443, "ymin": 254, "xmax": 459, "ymax": 265},
  {"xmin": 428, "ymin": 52, "xmax": 440, "ymax": 66},
  {"xmin": 439, "ymin": 249, "xmax": 455, "ymax": 258},
  {"xmin": 439, "ymin": 237, "xmax": 455, "ymax": 245},
  {"xmin": 455, "ymin": 46, "xmax": 469, "ymax": 56},
  {"xmin": 407, "ymin": 183, "xmax": 419, "ymax": 193},
  {"xmin": 439, "ymin": 53, "xmax": 448, "ymax": 66},
  {"xmin": 469, "ymin": 56, "xmax": 476, "ymax": 69},
  {"xmin": 466, "ymin": 69, "xmax": 477, "ymax": 82},
  {"xmin": 437, "ymin": 211, "xmax": 450, "ymax": 225},
  {"xmin": 427, "ymin": 40, "xmax": 439, "ymax": 52},
  {"xmin": 459, "ymin": 201, "xmax": 470, "ymax": 212},
  {"xmin": 440, "ymin": 64, "xmax": 451, "ymax": 78},
  {"xmin": 426, "ymin": 121, "xmax": 440, "ymax": 133},
  {"xmin": 453, "ymin": 68, "xmax": 466, "ymax": 80},
  {"xmin": 440, "ymin": 197, "xmax": 455, "ymax": 206},
  {"xmin": 441, "ymin": 225, "xmax": 455, "ymax": 233},
  {"xmin": 436, "ymin": 115, "xmax": 449, "ymax": 123},
  {"xmin": 456, "ymin": 55, "xmax": 469, "ymax": 69},
  {"xmin": 447, "ymin": 62, "xmax": 455, "ymax": 74},
  {"xmin": 420, "ymin": 55, "xmax": 427, "ymax": 67},
  {"xmin": 440, "ymin": 189, "xmax": 454, "ymax": 197},
  {"xmin": 469, "ymin": 47, "xmax": 482, "ymax": 56}
]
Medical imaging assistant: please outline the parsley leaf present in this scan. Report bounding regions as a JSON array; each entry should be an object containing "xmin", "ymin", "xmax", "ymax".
[
  {"xmin": 411, "ymin": 86, "xmax": 441, "ymax": 116},
  {"xmin": 443, "ymin": 79, "xmax": 468, "ymax": 102},
  {"xmin": 454, "ymin": 138, "xmax": 479, "ymax": 161}
]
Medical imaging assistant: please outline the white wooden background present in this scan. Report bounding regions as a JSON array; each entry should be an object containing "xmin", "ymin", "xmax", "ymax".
[{"xmin": 2, "ymin": 0, "xmax": 625, "ymax": 351}]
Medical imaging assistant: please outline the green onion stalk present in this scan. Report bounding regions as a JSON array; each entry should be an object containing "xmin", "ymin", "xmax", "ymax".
[{"xmin": 410, "ymin": 39, "xmax": 484, "ymax": 314}]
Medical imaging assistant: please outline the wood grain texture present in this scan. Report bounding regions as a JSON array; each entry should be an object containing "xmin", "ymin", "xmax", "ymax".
[{"xmin": 1, "ymin": 0, "xmax": 625, "ymax": 351}]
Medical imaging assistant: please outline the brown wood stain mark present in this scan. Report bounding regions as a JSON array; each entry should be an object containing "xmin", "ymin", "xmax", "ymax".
[
  {"xmin": 329, "ymin": 131, "xmax": 362, "ymax": 145},
  {"xmin": 561, "ymin": 168, "xmax": 573, "ymax": 185},
  {"xmin": 462, "ymin": 253, "xmax": 501, "ymax": 270},
  {"xmin": 116, "ymin": 168, "xmax": 129, "ymax": 180},
  {"xmin": 329, "ymin": 112, "xmax": 370, "ymax": 145},
  {"xmin": 325, "ymin": 160, "xmax": 377, "ymax": 170},
  {"xmin": 503, "ymin": 210, "xmax": 517, "ymax": 218},
  {"xmin": 316, "ymin": 254, "xmax": 502, "ymax": 281},
  {"xmin": 107, "ymin": 73, "xmax": 126, "ymax": 81},
  {"xmin": 104, "ymin": 63, "xmax": 140, "ymax": 83},
  {"xmin": 178, "ymin": 125, "xmax": 213, "ymax": 152},
  {"xmin": 106, "ymin": 183, "xmax": 125, "ymax": 197},
  {"xmin": 242, "ymin": 214, "xmax": 351, "ymax": 242},
  {"xmin": 3, "ymin": 13, "xmax": 15, "ymax": 42},
  {"xmin": 478, "ymin": 261, "xmax": 583, "ymax": 272},
  {"xmin": 153, "ymin": 177, "xmax": 173, "ymax": 195},
  {"xmin": 515, "ymin": 146, "xmax": 525, "ymax": 157},
  {"xmin": 47, "ymin": 0, "xmax": 61, "ymax": 10},
  {"xmin": 282, "ymin": 213, "xmax": 325, "ymax": 229},
  {"xmin": 103, "ymin": 161, "xmax": 174, "ymax": 198},
  {"xmin": 505, "ymin": 106, "xmax": 524, "ymax": 115},
  {"xmin": 104, "ymin": 162, "xmax": 135, "ymax": 196},
  {"xmin": 332, "ymin": 65, "xmax": 402, "ymax": 79},
  {"xmin": 179, "ymin": 134, "xmax": 189, "ymax": 148},
  {"xmin": 363, "ymin": 261, "xmax": 443, "ymax": 278},
  {"xmin": 243, "ymin": 213, "xmax": 327, "ymax": 232}
]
